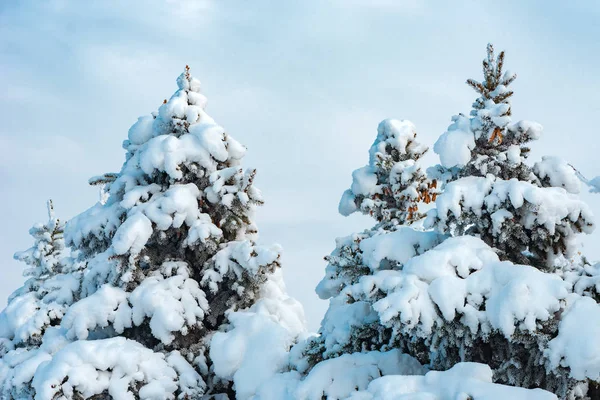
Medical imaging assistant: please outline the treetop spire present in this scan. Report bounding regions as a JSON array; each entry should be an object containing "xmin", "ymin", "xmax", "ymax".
[
  {"xmin": 46, "ymin": 199, "xmax": 55, "ymax": 221},
  {"xmin": 466, "ymin": 43, "xmax": 517, "ymax": 108}
]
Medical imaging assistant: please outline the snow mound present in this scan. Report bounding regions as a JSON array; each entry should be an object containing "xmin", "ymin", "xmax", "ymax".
[
  {"xmin": 546, "ymin": 295, "xmax": 600, "ymax": 381},
  {"xmin": 347, "ymin": 362, "xmax": 556, "ymax": 400},
  {"xmin": 534, "ymin": 156, "xmax": 581, "ymax": 194},
  {"xmin": 210, "ymin": 270, "xmax": 306, "ymax": 399},
  {"xmin": 433, "ymin": 114, "xmax": 475, "ymax": 168},
  {"xmin": 296, "ymin": 349, "xmax": 424, "ymax": 400},
  {"xmin": 31, "ymin": 337, "xmax": 191, "ymax": 400}
]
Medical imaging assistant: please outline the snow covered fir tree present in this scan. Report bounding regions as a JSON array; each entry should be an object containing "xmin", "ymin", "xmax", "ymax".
[
  {"xmin": 0, "ymin": 200, "xmax": 82, "ymax": 398},
  {"xmin": 298, "ymin": 44, "xmax": 600, "ymax": 400},
  {"xmin": 0, "ymin": 68, "xmax": 306, "ymax": 399}
]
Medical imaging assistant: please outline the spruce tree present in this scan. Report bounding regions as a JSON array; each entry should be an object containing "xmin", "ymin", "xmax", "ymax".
[
  {"xmin": 0, "ymin": 201, "xmax": 80, "ymax": 399},
  {"xmin": 429, "ymin": 44, "xmax": 593, "ymax": 269},
  {"xmin": 400, "ymin": 45, "xmax": 596, "ymax": 397},
  {"xmin": 295, "ymin": 46, "xmax": 599, "ymax": 400},
  {"xmin": 282, "ymin": 120, "xmax": 558, "ymax": 400},
  {"xmin": 338, "ymin": 119, "xmax": 436, "ymax": 225},
  {"xmin": 304, "ymin": 119, "xmax": 443, "ymax": 367},
  {"xmin": 1, "ymin": 68, "xmax": 304, "ymax": 399}
]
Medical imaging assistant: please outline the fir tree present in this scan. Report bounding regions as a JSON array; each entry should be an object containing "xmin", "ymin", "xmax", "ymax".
[
  {"xmin": 420, "ymin": 45, "xmax": 597, "ymax": 397},
  {"xmin": 339, "ymin": 119, "xmax": 436, "ymax": 226},
  {"xmin": 1, "ymin": 68, "xmax": 304, "ymax": 400},
  {"xmin": 296, "ymin": 46, "xmax": 600, "ymax": 400},
  {"xmin": 303, "ymin": 119, "xmax": 443, "ymax": 368},
  {"xmin": 430, "ymin": 44, "xmax": 593, "ymax": 269},
  {"xmin": 0, "ymin": 201, "xmax": 80, "ymax": 399}
]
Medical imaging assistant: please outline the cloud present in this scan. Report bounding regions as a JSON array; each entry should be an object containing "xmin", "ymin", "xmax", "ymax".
[{"xmin": 335, "ymin": 0, "xmax": 426, "ymax": 13}]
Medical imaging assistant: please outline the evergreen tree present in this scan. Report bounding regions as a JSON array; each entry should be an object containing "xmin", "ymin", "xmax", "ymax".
[
  {"xmin": 430, "ymin": 44, "xmax": 593, "ymax": 269},
  {"xmin": 274, "ymin": 120, "xmax": 558, "ymax": 400},
  {"xmin": 339, "ymin": 119, "xmax": 436, "ymax": 226},
  {"xmin": 0, "ymin": 201, "xmax": 80, "ymax": 399},
  {"xmin": 1, "ymin": 68, "xmax": 305, "ymax": 399},
  {"xmin": 294, "ymin": 46, "xmax": 600, "ymax": 400},
  {"xmin": 303, "ymin": 119, "xmax": 444, "ymax": 367},
  {"xmin": 415, "ymin": 45, "xmax": 597, "ymax": 397}
]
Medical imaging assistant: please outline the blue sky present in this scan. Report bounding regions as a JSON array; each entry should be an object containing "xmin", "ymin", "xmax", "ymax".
[{"xmin": 1, "ymin": 0, "xmax": 600, "ymax": 330}]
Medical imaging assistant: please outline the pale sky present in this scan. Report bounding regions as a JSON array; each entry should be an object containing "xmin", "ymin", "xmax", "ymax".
[{"xmin": 1, "ymin": 0, "xmax": 599, "ymax": 330}]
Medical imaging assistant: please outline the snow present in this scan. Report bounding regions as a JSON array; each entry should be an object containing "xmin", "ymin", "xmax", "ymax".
[
  {"xmin": 350, "ymin": 167, "xmax": 379, "ymax": 197},
  {"xmin": 506, "ymin": 145, "xmax": 521, "ymax": 164},
  {"xmin": 472, "ymin": 101, "xmax": 511, "ymax": 137},
  {"xmin": 254, "ymin": 353, "xmax": 555, "ymax": 400},
  {"xmin": 347, "ymin": 363, "xmax": 556, "ymax": 400},
  {"xmin": 205, "ymin": 166, "xmax": 263, "ymax": 209},
  {"xmin": 111, "ymin": 212, "xmax": 153, "ymax": 255},
  {"xmin": 183, "ymin": 214, "xmax": 223, "ymax": 246},
  {"xmin": 316, "ymin": 300, "xmax": 378, "ymax": 360},
  {"xmin": 0, "ymin": 283, "xmax": 75, "ymax": 344},
  {"xmin": 546, "ymin": 295, "xmax": 600, "ymax": 381},
  {"xmin": 433, "ymin": 114, "xmax": 475, "ymax": 168},
  {"xmin": 428, "ymin": 174, "xmax": 594, "ymax": 259},
  {"xmin": 127, "ymin": 115, "xmax": 155, "ymax": 146},
  {"xmin": 64, "ymin": 262, "xmax": 208, "ymax": 345},
  {"xmin": 202, "ymin": 241, "xmax": 282, "ymax": 293},
  {"xmin": 210, "ymin": 270, "xmax": 306, "ymax": 399},
  {"xmin": 124, "ymin": 116, "xmax": 244, "ymax": 181},
  {"xmin": 507, "ymin": 119, "xmax": 543, "ymax": 141},
  {"xmin": 128, "ymin": 262, "xmax": 208, "ymax": 344},
  {"xmin": 339, "ymin": 189, "xmax": 358, "ymax": 216},
  {"xmin": 534, "ymin": 156, "xmax": 581, "ymax": 194},
  {"xmin": 165, "ymin": 351, "xmax": 205, "ymax": 398},
  {"xmin": 358, "ymin": 227, "xmax": 445, "ymax": 273},
  {"xmin": 351, "ymin": 236, "xmax": 568, "ymax": 338},
  {"xmin": 315, "ymin": 228, "xmax": 444, "ymax": 301},
  {"xmin": 1, "ymin": 347, "xmax": 51, "ymax": 397},
  {"xmin": 31, "ymin": 337, "xmax": 182, "ymax": 400},
  {"xmin": 61, "ymin": 284, "xmax": 128, "ymax": 340},
  {"xmin": 295, "ymin": 350, "xmax": 425, "ymax": 400}
]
